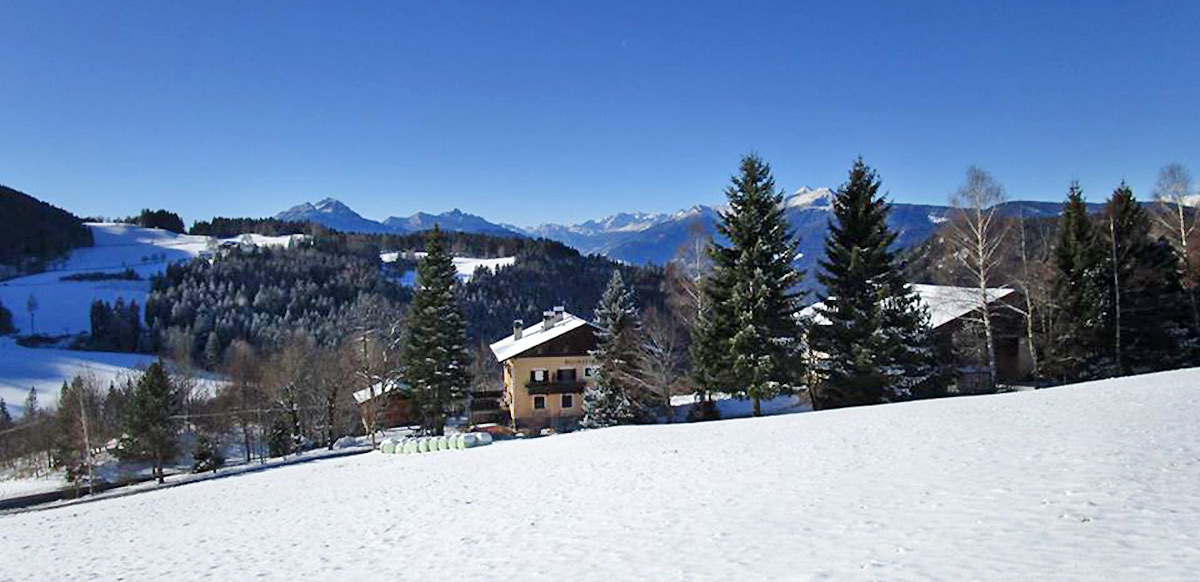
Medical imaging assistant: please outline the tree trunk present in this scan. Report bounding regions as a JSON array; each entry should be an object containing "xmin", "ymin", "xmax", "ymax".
[{"xmin": 1109, "ymin": 216, "xmax": 1123, "ymax": 375}]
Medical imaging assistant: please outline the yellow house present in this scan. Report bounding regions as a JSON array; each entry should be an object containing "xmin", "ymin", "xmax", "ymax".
[{"xmin": 489, "ymin": 306, "xmax": 599, "ymax": 433}]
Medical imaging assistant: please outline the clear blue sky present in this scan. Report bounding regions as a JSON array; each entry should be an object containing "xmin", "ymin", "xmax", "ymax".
[{"xmin": 1, "ymin": 1, "xmax": 1197, "ymax": 226}]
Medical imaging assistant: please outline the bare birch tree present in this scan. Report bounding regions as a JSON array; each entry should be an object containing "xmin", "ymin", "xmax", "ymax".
[
  {"xmin": 946, "ymin": 167, "xmax": 1010, "ymax": 390},
  {"xmin": 641, "ymin": 306, "xmax": 688, "ymax": 420},
  {"xmin": 1152, "ymin": 162, "xmax": 1199, "ymax": 328},
  {"xmin": 221, "ymin": 339, "xmax": 262, "ymax": 462}
]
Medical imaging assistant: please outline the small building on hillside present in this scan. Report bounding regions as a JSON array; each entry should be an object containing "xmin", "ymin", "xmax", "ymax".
[
  {"xmin": 801, "ymin": 284, "xmax": 1034, "ymax": 391},
  {"xmin": 352, "ymin": 381, "xmax": 413, "ymax": 430},
  {"xmin": 489, "ymin": 306, "xmax": 600, "ymax": 433}
]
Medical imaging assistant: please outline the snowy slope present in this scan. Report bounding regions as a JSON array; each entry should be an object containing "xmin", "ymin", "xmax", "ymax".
[
  {"xmin": 380, "ymin": 251, "xmax": 515, "ymax": 284},
  {"xmin": 4, "ymin": 368, "xmax": 1198, "ymax": 581},
  {"xmin": 0, "ymin": 224, "xmax": 210, "ymax": 336},
  {"xmin": 0, "ymin": 337, "xmax": 157, "ymax": 412},
  {"xmin": 0, "ymin": 223, "xmax": 306, "ymax": 336},
  {"xmin": 0, "ymin": 224, "xmax": 299, "ymax": 410}
]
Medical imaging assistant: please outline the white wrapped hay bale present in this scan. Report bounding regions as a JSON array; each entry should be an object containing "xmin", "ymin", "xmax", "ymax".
[
  {"xmin": 380, "ymin": 440, "xmax": 396, "ymax": 454},
  {"xmin": 452, "ymin": 434, "xmax": 466, "ymax": 449},
  {"xmin": 403, "ymin": 439, "xmax": 418, "ymax": 454},
  {"xmin": 417, "ymin": 437, "xmax": 431, "ymax": 453},
  {"xmin": 437, "ymin": 436, "xmax": 451, "ymax": 451},
  {"xmin": 460, "ymin": 433, "xmax": 478, "ymax": 448},
  {"xmin": 472, "ymin": 432, "xmax": 493, "ymax": 446}
]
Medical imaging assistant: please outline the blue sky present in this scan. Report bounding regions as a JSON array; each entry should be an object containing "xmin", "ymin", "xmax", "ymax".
[{"xmin": 1, "ymin": 1, "xmax": 1196, "ymax": 226}]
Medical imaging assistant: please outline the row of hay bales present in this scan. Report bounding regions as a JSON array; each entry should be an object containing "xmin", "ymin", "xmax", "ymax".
[{"xmin": 379, "ymin": 432, "xmax": 494, "ymax": 455}]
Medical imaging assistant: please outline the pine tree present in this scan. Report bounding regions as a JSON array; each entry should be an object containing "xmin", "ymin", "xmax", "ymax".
[
  {"xmin": 695, "ymin": 154, "xmax": 806, "ymax": 416},
  {"xmin": 0, "ymin": 398, "xmax": 11, "ymax": 429},
  {"xmin": 1049, "ymin": 183, "xmax": 1112, "ymax": 382},
  {"xmin": 1102, "ymin": 183, "xmax": 1194, "ymax": 374},
  {"xmin": 401, "ymin": 225, "xmax": 469, "ymax": 435},
  {"xmin": 120, "ymin": 362, "xmax": 181, "ymax": 483},
  {"xmin": 0, "ymin": 299, "xmax": 14, "ymax": 334},
  {"xmin": 23, "ymin": 387, "xmax": 38, "ymax": 419},
  {"xmin": 582, "ymin": 270, "xmax": 646, "ymax": 428},
  {"xmin": 810, "ymin": 158, "xmax": 939, "ymax": 408},
  {"xmin": 204, "ymin": 331, "xmax": 221, "ymax": 369}
]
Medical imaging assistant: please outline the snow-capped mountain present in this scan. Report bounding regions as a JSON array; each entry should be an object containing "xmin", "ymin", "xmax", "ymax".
[
  {"xmin": 383, "ymin": 209, "xmax": 523, "ymax": 237},
  {"xmin": 275, "ymin": 198, "xmax": 394, "ymax": 234},
  {"xmin": 275, "ymin": 193, "xmax": 1087, "ymax": 292},
  {"xmin": 276, "ymin": 199, "xmax": 521, "ymax": 236},
  {"xmin": 514, "ymin": 187, "xmax": 947, "ymax": 280}
]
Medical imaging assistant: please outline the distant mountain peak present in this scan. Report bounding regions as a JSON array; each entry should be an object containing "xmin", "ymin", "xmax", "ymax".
[
  {"xmin": 276, "ymin": 198, "xmax": 393, "ymax": 234},
  {"xmin": 785, "ymin": 187, "xmax": 834, "ymax": 209}
]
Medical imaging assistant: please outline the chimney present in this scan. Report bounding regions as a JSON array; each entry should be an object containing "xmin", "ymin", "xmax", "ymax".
[
  {"xmin": 542, "ymin": 310, "xmax": 555, "ymax": 331},
  {"xmin": 553, "ymin": 305, "xmax": 565, "ymax": 323},
  {"xmin": 512, "ymin": 319, "xmax": 523, "ymax": 340}
]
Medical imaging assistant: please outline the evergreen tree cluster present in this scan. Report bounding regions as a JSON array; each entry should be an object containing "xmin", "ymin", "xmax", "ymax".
[
  {"xmin": 129, "ymin": 209, "xmax": 186, "ymax": 234},
  {"xmin": 89, "ymin": 298, "xmax": 144, "ymax": 352},
  {"xmin": 0, "ymin": 184, "xmax": 94, "ymax": 270},
  {"xmin": 0, "ymin": 299, "xmax": 14, "ymax": 335},
  {"xmin": 1049, "ymin": 183, "xmax": 1195, "ymax": 381},
  {"xmin": 189, "ymin": 216, "xmax": 317, "ymax": 238},
  {"xmin": 460, "ymin": 244, "xmax": 666, "ymax": 344},
  {"xmin": 145, "ymin": 244, "xmax": 410, "ymax": 365}
]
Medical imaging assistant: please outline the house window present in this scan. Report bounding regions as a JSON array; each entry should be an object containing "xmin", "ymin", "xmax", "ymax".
[
  {"xmin": 533, "ymin": 395, "xmax": 546, "ymax": 410},
  {"xmin": 584, "ymin": 367, "xmax": 595, "ymax": 378},
  {"xmin": 556, "ymin": 368, "xmax": 577, "ymax": 382},
  {"xmin": 530, "ymin": 369, "xmax": 547, "ymax": 383},
  {"xmin": 561, "ymin": 394, "xmax": 574, "ymax": 408}
]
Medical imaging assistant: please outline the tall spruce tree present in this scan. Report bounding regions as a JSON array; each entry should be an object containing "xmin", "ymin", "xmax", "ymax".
[
  {"xmin": 121, "ymin": 362, "xmax": 181, "ymax": 483},
  {"xmin": 1102, "ymin": 183, "xmax": 1194, "ymax": 374},
  {"xmin": 582, "ymin": 270, "xmax": 646, "ymax": 428},
  {"xmin": 810, "ymin": 159, "xmax": 938, "ymax": 408},
  {"xmin": 401, "ymin": 225, "xmax": 469, "ymax": 435},
  {"xmin": 1049, "ymin": 183, "xmax": 1112, "ymax": 382},
  {"xmin": 694, "ymin": 154, "xmax": 806, "ymax": 416}
]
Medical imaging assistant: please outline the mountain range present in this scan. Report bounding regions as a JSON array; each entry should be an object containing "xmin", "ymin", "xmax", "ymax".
[
  {"xmin": 276, "ymin": 198, "xmax": 526, "ymax": 238},
  {"xmin": 276, "ymin": 191, "xmax": 1086, "ymax": 286}
]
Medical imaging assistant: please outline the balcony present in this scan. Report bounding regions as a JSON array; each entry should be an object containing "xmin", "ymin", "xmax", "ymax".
[{"xmin": 524, "ymin": 380, "xmax": 586, "ymax": 395}]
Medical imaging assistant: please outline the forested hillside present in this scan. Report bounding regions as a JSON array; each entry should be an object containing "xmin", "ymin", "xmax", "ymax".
[
  {"xmin": 143, "ymin": 231, "xmax": 666, "ymax": 368},
  {"xmin": 0, "ymin": 184, "xmax": 93, "ymax": 271},
  {"xmin": 145, "ymin": 244, "xmax": 411, "ymax": 365}
]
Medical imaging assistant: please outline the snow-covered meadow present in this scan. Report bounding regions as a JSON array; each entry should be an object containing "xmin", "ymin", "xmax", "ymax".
[
  {"xmin": 4, "ymin": 369, "xmax": 1197, "ymax": 581},
  {"xmin": 0, "ymin": 225, "xmax": 304, "ymax": 410},
  {"xmin": 381, "ymin": 250, "xmax": 515, "ymax": 285}
]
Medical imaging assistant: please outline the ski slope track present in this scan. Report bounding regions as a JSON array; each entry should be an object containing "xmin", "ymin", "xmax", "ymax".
[{"xmin": 4, "ymin": 368, "xmax": 1198, "ymax": 580}]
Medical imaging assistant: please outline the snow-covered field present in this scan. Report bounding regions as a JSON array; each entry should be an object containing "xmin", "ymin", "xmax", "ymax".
[
  {"xmin": 0, "ymin": 224, "xmax": 306, "ymax": 337},
  {"xmin": 4, "ymin": 369, "xmax": 1198, "ymax": 581},
  {"xmin": 0, "ymin": 225, "xmax": 302, "ymax": 410},
  {"xmin": 0, "ymin": 337, "xmax": 157, "ymax": 412},
  {"xmin": 381, "ymin": 250, "xmax": 515, "ymax": 284}
]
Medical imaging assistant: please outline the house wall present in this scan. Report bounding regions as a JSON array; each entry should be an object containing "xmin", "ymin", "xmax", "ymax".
[{"xmin": 505, "ymin": 355, "xmax": 596, "ymax": 431}]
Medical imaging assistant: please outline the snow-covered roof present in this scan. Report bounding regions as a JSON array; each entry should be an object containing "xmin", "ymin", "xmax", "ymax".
[
  {"xmin": 800, "ymin": 284, "xmax": 1016, "ymax": 330},
  {"xmin": 489, "ymin": 312, "xmax": 595, "ymax": 362},
  {"xmin": 352, "ymin": 380, "xmax": 407, "ymax": 404}
]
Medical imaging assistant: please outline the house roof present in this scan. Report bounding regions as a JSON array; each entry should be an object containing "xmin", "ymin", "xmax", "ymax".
[
  {"xmin": 800, "ymin": 284, "xmax": 1017, "ymax": 330},
  {"xmin": 352, "ymin": 380, "xmax": 406, "ymax": 404},
  {"xmin": 489, "ymin": 312, "xmax": 596, "ymax": 362}
]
